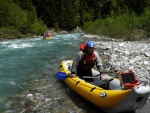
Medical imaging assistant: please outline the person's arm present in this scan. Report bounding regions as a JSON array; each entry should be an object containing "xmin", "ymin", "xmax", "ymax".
[
  {"xmin": 70, "ymin": 58, "xmax": 77, "ymax": 74},
  {"xmin": 70, "ymin": 51, "xmax": 83, "ymax": 77},
  {"xmin": 94, "ymin": 51, "xmax": 103, "ymax": 74}
]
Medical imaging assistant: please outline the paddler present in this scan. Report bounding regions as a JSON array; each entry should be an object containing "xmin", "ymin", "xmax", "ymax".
[{"xmin": 69, "ymin": 41, "xmax": 103, "ymax": 82}]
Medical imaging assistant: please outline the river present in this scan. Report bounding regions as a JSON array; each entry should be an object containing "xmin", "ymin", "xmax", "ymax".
[{"xmin": 0, "ymin": 33, "xmax": 84, "ymax": 109}]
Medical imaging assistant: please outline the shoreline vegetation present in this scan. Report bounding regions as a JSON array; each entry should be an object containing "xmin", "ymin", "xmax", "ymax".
[
  {"xmin": 1, "ymin": 16, "xmax": 150, "ymax": 41},
  {"xmin": 0, "ymin": 25, "xmax": 149, "ymax": 41},
  {"xmin": 0, "ymin": 26, "xmax": 83, "ymax": 41},
  {"xmin": 1, "ymin": 0, "xmax": 150, "ymax": 41}
]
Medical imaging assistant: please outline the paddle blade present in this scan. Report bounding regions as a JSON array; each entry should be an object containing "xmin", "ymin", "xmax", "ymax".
[{"xmin": 56, "ymin": 72, "xmax": 67, "ymax": 80}]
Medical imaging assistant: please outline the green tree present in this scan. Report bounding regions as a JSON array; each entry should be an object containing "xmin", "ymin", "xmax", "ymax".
[
  {"xmin": 79, "ymin": 0, "xmax": 94, "ymax": 26},
  {"xmin": 0, "ymin": 0, "xmax": 27, "ymax": 29},
  {"xmin": 36, "ymin": 0, "xmax": 57, "ymax": 27},
  {"xmin": 13, "ymin": 0, "xmax": 34, "ymax": 10},
  {"xmin": 124, "ymin": 0, "xmax": 149, "ymax": 15},
  {"xmin": 58, "ymin": 0, "xmax": 80, "ymax": 30}
]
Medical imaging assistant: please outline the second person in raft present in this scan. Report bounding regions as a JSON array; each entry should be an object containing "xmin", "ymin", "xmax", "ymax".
[{"xmin": 70, "ymin": 41, "xmax": 103, "ymax": 82}]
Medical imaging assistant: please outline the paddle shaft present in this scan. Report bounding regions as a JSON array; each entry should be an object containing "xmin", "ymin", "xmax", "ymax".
[{"xmin": 83, "ymin": 76, "xmax": 100, "ymax": 79}]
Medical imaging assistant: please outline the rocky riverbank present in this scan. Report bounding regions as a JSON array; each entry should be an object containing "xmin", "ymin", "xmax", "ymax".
[
  {"xmin": 2, "ymin": 34, "xmax": 150, "ymax": 113},
  {"xmin": 91, "ymin": 35, "xmax": 150, "ymax": 83}
]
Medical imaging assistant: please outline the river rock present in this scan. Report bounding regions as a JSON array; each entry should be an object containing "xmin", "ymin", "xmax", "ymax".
[{"xmin": 84, "ymin": 35, "xmax": 150, "ymax": 83}]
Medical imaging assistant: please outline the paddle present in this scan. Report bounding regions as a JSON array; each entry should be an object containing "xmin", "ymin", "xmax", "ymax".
[
  {"xmin": 56, "ymin": 72, "xmax": 68, "ymax": 80},
  {"xmin": 83, "ymin": 76, "xmax": 101, "ymax": 79},
  {"xmin": 56, "ymin": 72, "xmax": 100, "ymax": 80},
  {"xmin": 56, "ymin": 71, "xmax": 104, "ymax": 80}
]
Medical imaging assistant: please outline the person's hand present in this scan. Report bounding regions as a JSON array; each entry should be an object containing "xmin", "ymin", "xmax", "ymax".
[
  {"xmin": 68, "ymin": 73, "xmax": 76, "ymax": 77},
  {"xmin": 70, "ymin": 74, "xmax": 76, "ymax": 77}
]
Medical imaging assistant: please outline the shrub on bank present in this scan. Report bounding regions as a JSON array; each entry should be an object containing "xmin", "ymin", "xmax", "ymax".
[{"xmin": 83, "ymin": 11, "xmax": 150, "ymax": 41}]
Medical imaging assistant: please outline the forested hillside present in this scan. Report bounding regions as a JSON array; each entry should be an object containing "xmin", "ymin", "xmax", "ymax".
[{"xmin": 0, "ymin": 0, "xmax": 150, "ymax": 40}]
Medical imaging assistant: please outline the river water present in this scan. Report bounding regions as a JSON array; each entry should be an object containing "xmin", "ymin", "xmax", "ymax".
[{"xmin": 0, "ymin": 33, "xmax": 85, "ymax": 109}]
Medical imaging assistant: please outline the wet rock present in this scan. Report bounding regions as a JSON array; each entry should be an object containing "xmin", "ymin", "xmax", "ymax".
[
  {"xmin": 25, "ymin": 107, "xmax": 32, "ymax": 112},
  {"xmin": 144, "ymin": 52, "xmax": 150, "ymax": 57},
  {"xmin": 26, "ymin": 94, "xmax": 33, "ymax": 100}
]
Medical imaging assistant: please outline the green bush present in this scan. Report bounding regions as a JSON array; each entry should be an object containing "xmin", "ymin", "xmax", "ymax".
[
  {"xmin": 31, "ymin": 19, "xmax": 47, "ymax": 35},
  {"xmin": 83, "ymin": 12, "xmax": 147, "ymax": 40}
]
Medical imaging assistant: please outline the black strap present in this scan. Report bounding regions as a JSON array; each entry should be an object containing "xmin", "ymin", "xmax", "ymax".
[{"xmin": 90, "ymin": 80, "xmax": 107, "ymax": 86}]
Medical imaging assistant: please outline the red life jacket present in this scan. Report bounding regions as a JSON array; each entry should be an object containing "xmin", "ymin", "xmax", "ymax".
[
  {"xmin": 47, "ymin": 34, "xmax": 51, "ymax": 37},
  {"xmin": 80, "ymin": 43, "xmax": 86, "ymax": 51},
  {"xmin": 78, "ymin": 44, "xmax": 96, "ymax": 69}
]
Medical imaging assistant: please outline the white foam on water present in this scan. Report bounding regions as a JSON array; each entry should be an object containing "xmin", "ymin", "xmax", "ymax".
[
  {"xmin": 47, "ymin": 41, "xmax": 55, "ymax": 44},
  {"xmin": 9, "ymin": 80, "xmax": 24, "ymax": 89},
  {"xmin": 7, "ymin": 43, "xmax": 34, "ymax": 49},
  {"xmin": 9, "ymin": 81, "xmax": 16, "ymax": 86}
]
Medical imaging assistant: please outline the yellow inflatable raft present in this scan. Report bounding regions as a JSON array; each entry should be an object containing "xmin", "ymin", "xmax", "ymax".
[
  {"xmin": 45, "ymin": 36, "xmax": 52, "ymax": 40},
  {"xmin": 56, "ymin": 60, "xmax": 150, "ymax": 113}
]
